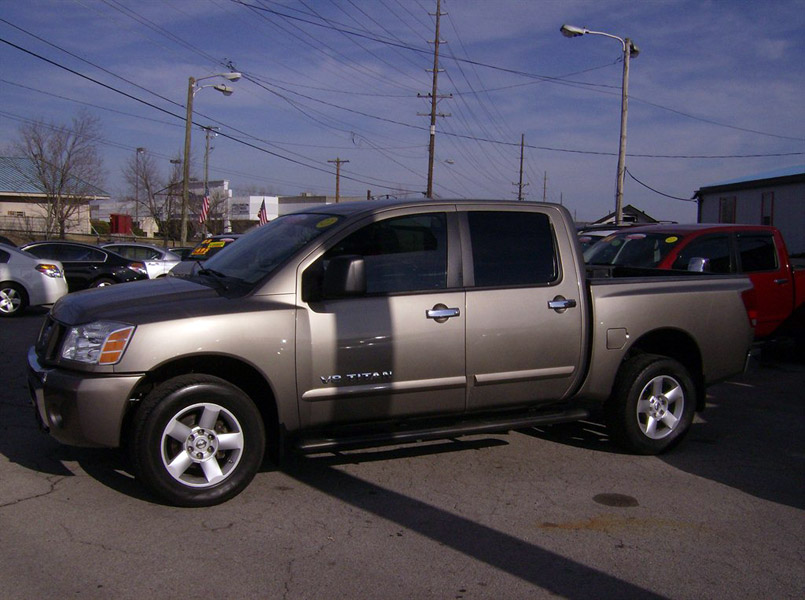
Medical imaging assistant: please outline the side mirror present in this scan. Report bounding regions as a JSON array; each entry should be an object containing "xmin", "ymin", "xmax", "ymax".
[
  {"xmin": 303, "ymin": 255, "xmax": 367, "ymax": 302},
  {"xmin": 687, "ymin": 257, "xmax": 710, "ymax": 272},
  {"xmin": 323, "ymin": 255, "xmax": 366, "ymax": 298}
]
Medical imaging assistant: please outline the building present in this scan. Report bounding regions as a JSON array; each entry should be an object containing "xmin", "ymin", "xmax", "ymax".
[
  {"xmin": 228, "ymin": 194, "xmax": 364, "ymax": 228},
  {"xmin": 0, "ymin": 156, "xmax": 108, "ymax": 238},
  {"xmin": 229, "ymin": 194, "xmax": 329, "ymax": 223},
  {"xmin": 694, "ymin": 165, "xmax": 805, "ymax": 255},
  {"xmin": 583, "ymin": 204, "xmax": 662, "ymax": 227}
]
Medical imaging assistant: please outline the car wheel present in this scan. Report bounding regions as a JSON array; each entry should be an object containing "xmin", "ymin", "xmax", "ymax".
[
  {"xmin": 0, "ymin": 282, "xmax": 28, "ymax": 317},
  {"xmin": 90, "ymin": 277, "xmax": 116, "ymax": 288},
  {"xmin": 606, "ymin": 353, "xmax": 696, "ymax": 455},
  {"xmin": 130, "ymin": 374, "xmax": 266, "ymax": 507}
]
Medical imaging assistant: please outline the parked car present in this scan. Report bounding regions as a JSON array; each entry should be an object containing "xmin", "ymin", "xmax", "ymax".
[
  {"xmin": 584, "ymin": 223, "xmax": 805, "ymax": 339},
  {"xmin": 28, "ymin": 200, "xmax": 755, "ymax": 506},
  {"xmin": 101, "ymin": 242, "xmax": 181, "ymax": 279},
  {"xmin": 170, "ymin": 246, "xmax": 195, "ymax": 260},
  {"xmin": 0, "ymin": 243, "xmax": 68, "ymax": 317},
  {"xmin": 576, "ymin": 223, "xmax": 656, "ymax": 251},
  {"xmin": 21, "ymin": 241, "xmax": 148, "ymax": 292},
  {"xmin": 169, "ymin": 234, "xmax": 241, "ymax": 277}
]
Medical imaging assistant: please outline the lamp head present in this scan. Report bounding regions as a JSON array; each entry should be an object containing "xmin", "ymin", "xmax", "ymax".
[
  {"xmin": 223, "ymin": 72, "xmax": 242, "ymax": 81},
  {"xmin": 560, "ymin": 24, "xmax": 586, "ymax": 38},
  {"xmin": 213, "ymin": 84, "xmax": 234, "ymax": 96}
]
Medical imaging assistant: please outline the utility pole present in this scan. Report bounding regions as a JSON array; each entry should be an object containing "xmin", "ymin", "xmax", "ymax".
[
  {"xmin": 543, "ymin": 171, "xmax": 548, "ymax": 202},
  {"xmin": 614, "ymin": 38, "xmax": 635, "ymax": 225},
  {"xmin": 180, "ymin": 76, "xmax": 195, "ymax": 245},
  {"xmin": 328, "ymin": 157, "xmax": 349, "ymax": 203},
  {"xmin": 516, "ymin": 134, "xmax": 527, "ymax": 201},
  {"xmin": 203, "ymin": 126, "xmax": 218, "ymax": 193},
  {"xmin": 418, "ymin": 0, "xmax": 450, "ymax": 198},
  {"xmin": 203, "ymin": 126, "xmax": 219, "ymax": 232}
]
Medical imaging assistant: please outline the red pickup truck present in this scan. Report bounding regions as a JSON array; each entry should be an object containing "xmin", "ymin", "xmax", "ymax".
[{"xmin": 584, "ymin": 224, "xmax": 805, "ymax": 340}]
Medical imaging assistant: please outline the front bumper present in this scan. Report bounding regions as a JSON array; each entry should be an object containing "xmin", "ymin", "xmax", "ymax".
[{"xmin": 28, "ymin": 347, "xmax": 142, "ymax": 447}]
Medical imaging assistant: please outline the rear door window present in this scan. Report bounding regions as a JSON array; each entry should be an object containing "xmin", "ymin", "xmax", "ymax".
[
  {"xmin": 737, "ymin": 234, "xmax": 777, "ymax": 272},
  {"xmin": 467, "ymin": 211, "xmax": 557, "ymax": 287}
]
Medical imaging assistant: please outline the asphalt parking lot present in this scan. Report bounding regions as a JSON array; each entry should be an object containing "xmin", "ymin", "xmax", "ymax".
[{"xmin": 1, "ymin": 309, "xmax": 803, "ymax": 599}]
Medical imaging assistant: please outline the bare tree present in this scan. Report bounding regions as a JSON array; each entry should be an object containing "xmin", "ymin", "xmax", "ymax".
[
  {"xmin": 13, "ymin": 110, "xmax": 105, "ymax": 239},
  {"xmin": 121, "ymin": 152, "xmax": 193, "ymax": 244}
]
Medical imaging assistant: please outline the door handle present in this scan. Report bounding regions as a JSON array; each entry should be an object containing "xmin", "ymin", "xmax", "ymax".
[
  {"xmin": 773, "ymin": 278, "xmax": 789, "ymax": 285},
  {"xmin": 548, "ymin": 297, "xmax": 577, "ymax": 312},
  {"xmin": 426, "ymin": 304, "xmax": 460, "ymax": 323}
]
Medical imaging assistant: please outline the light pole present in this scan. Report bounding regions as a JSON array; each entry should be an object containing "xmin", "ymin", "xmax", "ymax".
[
  {"xmin": 560, "ymin": 24, "xmax": 639, "ymax": 225},
  {"xmin": 180, "ymin": 72, "xmax": 240, "ymax": 244},
  {"xmin": 134, "ymin": 147, "xmax": 144, "ymax": 227}
]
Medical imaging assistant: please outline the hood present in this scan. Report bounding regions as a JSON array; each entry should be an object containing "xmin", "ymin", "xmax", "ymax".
[{"xmin": 51, "ymin": 277, "xmax": 223, "ymax": 325}]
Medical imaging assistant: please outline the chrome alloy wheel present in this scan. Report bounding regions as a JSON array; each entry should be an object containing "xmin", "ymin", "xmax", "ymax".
[
  {"xmin": 0, "ymin": 287, "xmax": 22, "ymax": 314},
  {"xmin": 635, "ymin": 375, "xmax": 685, "ymax": 440},
  {"xmin": 160, "ymin": 402, "xmax": 245, "ymax": 488}
]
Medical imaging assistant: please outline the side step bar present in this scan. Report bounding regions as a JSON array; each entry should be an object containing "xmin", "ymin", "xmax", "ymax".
[{"xmin": 295, "ymin": 407, "xmax": 590, "ymax": 453}]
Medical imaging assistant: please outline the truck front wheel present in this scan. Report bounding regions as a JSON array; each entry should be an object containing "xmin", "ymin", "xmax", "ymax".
[
  {"xmin": 606, "ymin": 354, "xmax": 696, "ymax": 455},
  {"xmin": 130, "ymin": 374, "xmax": 266, "ymax": 507}
]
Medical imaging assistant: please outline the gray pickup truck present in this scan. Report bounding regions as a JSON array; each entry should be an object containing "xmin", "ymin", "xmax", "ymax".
[{"xmin": 29, "ymin": 200, "xmax": 756, "ymax": 506}]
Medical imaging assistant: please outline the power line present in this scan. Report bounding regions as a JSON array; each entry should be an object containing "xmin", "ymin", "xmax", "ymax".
[
  {"xmin": 227, "ymin": 1, "xmax": 803, "ymax": 142},
  {"xmin": 625, "ymin": 168, "xmax": 697, "ymax": 202}
]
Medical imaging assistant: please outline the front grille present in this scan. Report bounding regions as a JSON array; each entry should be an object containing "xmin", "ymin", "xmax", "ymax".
[{"xmin": 36, "ymin": 316, "xmax": 65, "ymax": 362}]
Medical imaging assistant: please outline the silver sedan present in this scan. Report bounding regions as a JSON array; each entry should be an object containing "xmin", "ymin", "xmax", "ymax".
[
  {"xmin": 102, "ymin": 242, "xmax": 182, "ymax": 279},
  {"xmin": 0, "ymin": 242, "xmax": 68, "ymax": 317}
]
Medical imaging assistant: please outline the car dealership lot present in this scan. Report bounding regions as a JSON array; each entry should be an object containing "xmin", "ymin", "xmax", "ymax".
[{"xmin": 1, "ymin": 311, "xmax": 803, "ymax": 599}]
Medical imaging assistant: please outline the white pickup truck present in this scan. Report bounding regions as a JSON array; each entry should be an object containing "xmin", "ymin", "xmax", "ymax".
[{"xmin": 29, "ymin": 200, "xmax": 756, "ymax": 506}]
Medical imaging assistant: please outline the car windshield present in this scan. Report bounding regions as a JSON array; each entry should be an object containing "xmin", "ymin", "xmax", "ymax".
[
  {"xmin": 584, "ymin": 231, "xmax": 684, "ymax": 267},
  {"xmin": 200, "ymin": 213, "xmax": 342, "ymax": 284}
]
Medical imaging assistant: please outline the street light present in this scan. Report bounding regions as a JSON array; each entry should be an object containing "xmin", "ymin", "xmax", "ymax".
[
  {"xmin": 180, "ymin": 72, "xmax": 241, "ymax": 244},
  {"xmin": 560, "ymin": 24, "xmax": 639, "ymax": 225}
]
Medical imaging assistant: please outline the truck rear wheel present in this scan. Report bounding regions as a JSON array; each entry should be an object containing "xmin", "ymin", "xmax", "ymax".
[
  {"xmin": 606, "ymin": 354, "xmax": 696, "ymax": 455},
  {"xmin": 130, "ymin": 374, "xmax": 265, "ymax": 507}
]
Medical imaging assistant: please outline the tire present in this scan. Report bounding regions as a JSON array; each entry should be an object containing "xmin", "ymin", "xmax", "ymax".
[
  {"xmin": 0, "ymin": 282, "xmax": 28, "ymax": 317},
  {"xmin": 606, "ymin": 354, "xmax": 696, "ymax": 455},
  {"xmin": 130, "ymin": 374, "xmax": 266, "ymax": 507},
  {"xmin": 90, "ymin": 277, "xmax": 116, "ymax": 288}
]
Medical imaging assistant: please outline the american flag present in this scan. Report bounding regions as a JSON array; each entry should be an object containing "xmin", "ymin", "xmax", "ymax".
[
  {"xmin": 258, "ymin": 199, "xmax": 268, "ymax": 225},
  {"xmin": 198, "ymin": 188, "xmax": 210, "ymax": 224}
]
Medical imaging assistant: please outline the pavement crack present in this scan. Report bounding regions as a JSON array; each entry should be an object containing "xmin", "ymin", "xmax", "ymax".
[{"xmin": 0, "ymin": 474, "xmax": 68, "ymax": 509}]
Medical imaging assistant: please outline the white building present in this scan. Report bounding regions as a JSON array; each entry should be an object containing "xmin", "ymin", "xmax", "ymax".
[
  {"xmin": 694, "ymin": 166, "xmax": 805, "ymax": 255},
  {"xmin": 228, "ymin": 194, "xmax": 331, "ymax": 222}
]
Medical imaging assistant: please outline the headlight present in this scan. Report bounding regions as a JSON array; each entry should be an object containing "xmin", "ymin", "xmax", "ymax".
[{"xmin": 61, "ymin": 321, "xmax": 135, "ymax": 365}]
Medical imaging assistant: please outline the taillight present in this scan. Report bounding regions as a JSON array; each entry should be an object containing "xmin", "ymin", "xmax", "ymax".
[
  {"xmin": 35, "ymin": 263, "xmax": 63, "ymax": 278},
  {"xmin": 741, "ymin": 287, "xmax": 758, "ymax": 329},
  {"xmin": 129, "ymin": 261, "xmax": 147, "ymax": 276}
]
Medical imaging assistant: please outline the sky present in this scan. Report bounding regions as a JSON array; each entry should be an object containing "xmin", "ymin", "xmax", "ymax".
[{"xmin": 1, "ymin": 0, "xmax": 803, "ymax": 223}]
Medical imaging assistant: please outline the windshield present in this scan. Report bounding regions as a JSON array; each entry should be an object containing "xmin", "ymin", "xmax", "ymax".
[
  {"xmin": 584, "ymin": 232, "xmax": 684, "ymax": 267},
  {"xmin": 201, "ymin": 213, "xmax": 342, "ymax": 284}
]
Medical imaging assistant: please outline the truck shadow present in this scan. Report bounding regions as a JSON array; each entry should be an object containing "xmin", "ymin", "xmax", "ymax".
[
  {"xmin": 658, "ymin": 359, "xmax": 805, "ymax": 511},
  {"xmin": 279, "ymin": 448, "xmax": 670, "ymax": 600},
  {"xmin": 522, "ymin": 359, "xmax": 805, "ymax": 511}
]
